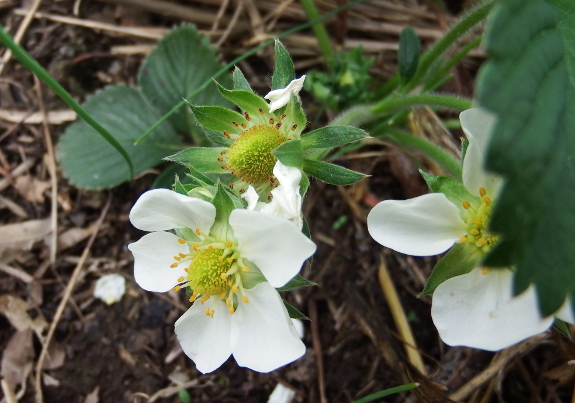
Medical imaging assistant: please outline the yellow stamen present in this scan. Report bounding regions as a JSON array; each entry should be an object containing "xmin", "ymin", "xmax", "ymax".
[
  {"xmin": 477, "ymin": 238, "xmax": 487, "ymax": 245},
  {"xmin": 174, "ymin": 256, "xmax": 181, "ymax": 261},
  {"xmin": 189, "ymin": 292, "xmax": 198, "ymax": 302},
  {"xmin": 479, "ymin": 187, "xmax": 486, "ymax": 197},
  {"xmin": 193, "ymin": 244, "xmax": 199, "ymax": 251},
  {"xmin": 462, "ymin": 200, "xmax": 471, "ymax": 209},
  {"xmin": 242, "ymin": 266, "xmax": 249, "ymax": 272},
  {"xmin": 482, "ymin": 267, "xmax": 489, "ymax": 275},
  {"xmin": 195, "ymin": 229, "xmax": 201, "ymax": 236},
  {"xmin": 201, "ymin": 295, "xmax": 210, "ymax": 304},
  {"xmin": 208, "ymin": 245, "xmax": 213, "ymax": 250},
  {"xmin": 227, "ymin": 257, "xmax": 233, "ymax": 263},
  {"xmin": 226, "ymin": 298, "xmax": 231, "ymax": 306},
  {"xmin": 220, "ymin": 273, "xmax": 227, "ymax": 279},
  {"xmin": 170, "ymin": 263, "xmax": 178, "ymax": 268},
  {"xmin": 459, "ymin": 236, "xmax": 468, "ymax": 243},
  {"xmin": 177, "ymin": 276, "xmax": 184, "ymax": 282},
  {"xmin": 205, "ymin": 308, "xmax": 210, "ymax": 316},
  {"xmin": 178, "ymin": 252, "xmax": 186, "ymax": 258},
  {"xmin": 232, "ymin": 285, "xmax": 239, "ymax": 293},
  {"xmin": 226, "ymin": 241, "xmax": 232, "ymax": 248},
  {"xmin": 173, "ymin": 285, "xmax": 181, "ymax": 291},
  {"xmin": 210, "ymin": 310, "xmax": 215, "ymax": 318},
  {"xmin": 178, "ymin": 238, "xmax": 186, "ymax": 244},
  {"xmin": 471, "ymin": 228, "xmax": 480, "ymax": 236},
  {"xmin": 474, "ymin": 219, "xmax": 482, "ymax": 226},
  {"xmin": 218, "ymin": 257, "xmax": 224, "ymax": 262},
  {"xmin": 228, "ymin": 305, "xmax": 235, "ymax": 314},
  {"xmin": 242, "ymin": 296, "xmax": 249, "ymax": 303},
  {"xmin": 483, "ymin": 196, "xmax": 491, "ymax": 206}
]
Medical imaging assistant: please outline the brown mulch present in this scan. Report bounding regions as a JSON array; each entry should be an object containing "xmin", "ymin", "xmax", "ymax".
[{"xmin": 1, "ymin": 0, "xmax": 574, "ymax": 402}]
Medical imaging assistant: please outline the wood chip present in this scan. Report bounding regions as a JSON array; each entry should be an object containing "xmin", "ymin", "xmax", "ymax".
[
  {"xmin": 0, "ymin": 329, "xmax": 34, "ymax": 387},
  {"xmin": 0, "ymin": 109, "xmax": 76, "ymax": 124},
  {"xmin": 0, "ymin": 218, "xmax": 51, "ymax": 251},
  {"xmin": 13, "ymin": 175, "xmax": 51, "ymax": 203}
]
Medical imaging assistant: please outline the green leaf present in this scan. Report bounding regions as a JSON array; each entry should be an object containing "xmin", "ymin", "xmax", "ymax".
[
  {"xmin": 272, "ymin": 40, "xmax": 296, "ymax": 90},
  {"xmin": 398, "ymin": 27, "xmax": 420, "ymax": 84},
  {"xmin": 57, "ymin": 85, "xmax": 181, "ymax": 189},
  {"xmin": 276, "ymin": 275, "xmax": 317, "ymax": 291},
  {"xmin": 173, "ymin": 176, "xmax": 189, "ymax": 195},
  {"xmin": 139, "ymin": 25, "xmax": 232, "ymax": 134},
  {"xmin": 477, "ymin": 0, "xmax": 575, "ymax": 315},
  {"xmin": 420, "ymin": 243, "xmax": 481, "ymax": 296},
  {"xmin": 303, "ymin": 159, "xmax": 368, "ymax": 185},
  {"xmin": 232, "ymin": 66, "xmax": 253, "ymax": 92},
  {"xmin": 215, "ymin": 82, "xmax": 270, "ymax": 115},
  {"xmin": 273, "ymin": 140, "xmax": 303, "ymax": 168},
  {"xmin": 553, "ymin": 318, "xmax": 571, "ymax": 337},
  {"xmin": 187, "ymin": 104, "xmax": 247, "ymax": 133},
  {"xmin": 301, "ymin": 126, "xmax": 369, "ymax": 149},
  {"xmin": 285, "ymin": 94, "xmax": 307, "ymax": 133},
  {"xmin": 201, "ymin": 127, "xmax": 233, "ymax": 147},
  {"xmin": 283, "ymin": 301, "xmax": 308, "ymax": 320},
  {"xmin": 186, "ymin": 166, "xmax": 216, "ymax": 187},
  {"xmin": 419, "ymin": 170, "xmax": 479, "ymax": 208},
  {"xmin": 166, "ymin": 147, "xmax": 227, "ymax": 172}
]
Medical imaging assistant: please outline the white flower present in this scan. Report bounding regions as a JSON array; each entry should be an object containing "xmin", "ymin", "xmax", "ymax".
[
  {"xmin": 93, "ymin": 273, "xmax": 126, "ymax": 305},
  {"xmin": 367, "ymin": 108, "xmax": 570, "ymax": 351},
  {"xmin": 128, "ymin": 188, "xmax": 315, "ymax": 373},
  {"xmin": 243, "ymin": 161, "xmax": 303, "ymax": 229},
  {"xmin": 265, "ymin": 76, "xmax": 306, "ymax": 113}
]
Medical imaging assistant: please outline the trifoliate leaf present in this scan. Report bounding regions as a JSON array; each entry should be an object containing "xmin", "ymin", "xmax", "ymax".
[
  {"xmin": 57, "ymin": 85, "xmax": 181, "ymax": 189},
  {"xmin": 303, "ymin": 159, "xmax": 368, "ymax": 185},
  {"xmin": 139, "ymin": 25, "xmax": 231, "ymax": 134},
  {"xmin": 477, "ymin": 0, "xmax": 575, "ymax": 315},
  {"xmin": 301, "ymin": 126, "xmax": 369, "ymax": 150},
  {"xmin": 166, "ymin": 147, "xmax": 227, "ymax": 173}
]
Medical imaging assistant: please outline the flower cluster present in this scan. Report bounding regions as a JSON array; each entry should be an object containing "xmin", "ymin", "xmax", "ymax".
[{"xmin": 367, "ymin": 108, "xmax": 574, "ymax": 351}]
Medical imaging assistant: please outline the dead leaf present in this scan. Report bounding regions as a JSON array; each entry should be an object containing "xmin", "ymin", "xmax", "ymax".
[
  {"xmin": 0, "ymin": 195, "xmax": 28, "ymax": 218},
  {"xmin": 13, "ymin": 175, "xmax": 51, "ymax": 203},
  {"xmin": 0, "ymin": 218, "xmax": 51, "ymax": 251},
  {"xmin": 0, "ymin": 295, "xmax": 47, "ymax": 335},
  {"xmin": 0, "ymin": 109, "xmax": 76, "ymax": 124},
  {"xmin": 84, "ymin": 386, "xmax": 100, "ymax": 403},
  {"xmin": 43, "ymin": 340, "xmax": 66, "ymax": 370},
  {"xmin": 542, "ymin": 362, "xmax": 575, "ymax": 385},
  {"xmin": 0, "ymin": 329, "xmax": 34, "ymax": 387},
  {"xmin": 58, "ymin": 224, "xmax": 97, "ymax": 250}
]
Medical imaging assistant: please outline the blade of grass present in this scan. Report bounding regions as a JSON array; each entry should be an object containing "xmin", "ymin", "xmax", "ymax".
[
  {"xmin": 0, "ymin": 24, "xmax": 134, "ymax": 179},
  {"xmin": 352, "ymin": 382, "xmax": 420, "ymax": 403},
  {"xmin": 135, "ymin": 0, "xmax": 372, "ymax": 145},
  {"xmin": 299, "ymin": 0, "xmax": 335, "ymax": 62}
]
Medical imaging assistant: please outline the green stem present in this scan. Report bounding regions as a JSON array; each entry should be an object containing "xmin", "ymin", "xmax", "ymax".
[
  {"xmin": 372, "ymin": 93, "xmax": 472, "ymax": 116},
  {"xmin": 299, "ymin": 0, "xmax": 335, "ymax": 62},
  {"xmin": 352, "ymin": 382, "xmax": 419, "ymax": 403},
  {"xmin": 136, "ymin": 0, "xmax": 371, "ymax": 145},
  {"xmin": 404, "ymin": 0, "xmax": 493, "ymax": 92},
  {"xmin": 424, "ymin": 35, "xmax": 483, "ymax": 91},
  {"xmin": 0, "ymin": 24, "xmax": 134, "ymax": 179},
  {"xmin": 383, "ymin": 128, "xmax": 462, "ymax": 179}
]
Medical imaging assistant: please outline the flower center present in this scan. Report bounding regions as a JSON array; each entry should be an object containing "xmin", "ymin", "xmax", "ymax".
[
  {"xmin": 227, "ymin": 124, "xmax": 285, "ymax": 185},
  {"xmin": 459, "ymin": 187, "xmax": 498, "ymax": 253},
  {"xmin": 170, "ymin": 230, "xmax": 251, "ymax": 318}
]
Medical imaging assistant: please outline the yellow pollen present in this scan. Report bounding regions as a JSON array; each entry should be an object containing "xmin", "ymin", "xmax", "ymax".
[
  {"xmin": 482, "ymin": 267, "xmax": 489, "ymax": 275},
  {"xmin": 208, "ymin": 245, "xmax": 214, "ymax": 250},
  {"xmin": 178, "ymin": 238, "xmax": 186, "ymax": 244},
  {"xmin": 471, "ymin": 228, "xmax": 480, "ymax": 236},
  {"xmin": 220, "ymin": 273, "xmax": 227, "ymax": 279},
  {"xmin": 477, "ymin": 238, "xmax": 487, "ymax": 245},
  {"xmin": 170, "ymin": 263, "xmax": 178, "ymax": 268},
  {"xmin": 232, "ymin": 285, "xmax": 239, "ymax": 293},
  {"xmin": 459, "ymin": 236, "xmax": 468, "ymax": 243},
  {"xmin": 242, "ymin": 296, "xmax": 249, "ymax": 303},
  {"xmin": 229, "ymin": 305, "xmax": 235, "ymax": 314},
  {"xmin": 195, "ymin": 229, "xmax": 201, "ymax": 236},
  {"xmin": 205, "ymin": 308, "xmax": 210, "ymax": 316},
  {"xmin": 210, "ymin": 310, "xmax": 215, "ymax": 318},
  {"xmin": 479, "ymin": 187, "xmax": 487, "ymax": 197},
  {"xmin": 177, "ymin": 276, "xmax": 185, "ymax": 282},
  {"xmin": 173, "ymin": 285, "xmax": 181, "ymax": 291},
  {"xmin": 226, "ymin": 241, "xmax": 232, "ymax": 248},
  {"xmin": 462, "ymin": 200, "xmax": 471, "ymax": 209},
  {"xmin": 179, "ymin": 252, "xmax": 186, "ymax": 258},
  {"xmin": 242, "ymin": 266, "xmax": 249, "ymax": 272},
  {"xmin": 189, "ymin": 292, "xmax": 198, "ymax": 302},
  {"xmin": 174, "ymin": 256, "xmax": 181, "ymax": 261},
  {"xmin": 184, "ymin": 268, "xmax": 188, "ymax": 272},
  {"xmin": 483, "ymin": 196, "xmax": 491, "ymax": 206},
  {"xmin": 474, "ymin": 219, "xmax": 482, "ymax": 226},
  {"xmin": 201, "ymin": 295, "xmax": 210, "ymax": 304},
  {"xmin": 218, "ymin": 257, "xmax": 224, "ymax": 262},
  {"xmin": 227, "ymin": 257, "xmax": 233, "ymax": 263},
  {"xmin": 193, "ymin": 244, "xmax": 199, "ymax": 251}
]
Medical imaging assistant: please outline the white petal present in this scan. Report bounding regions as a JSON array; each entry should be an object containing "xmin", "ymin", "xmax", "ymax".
[
  {"xmin": 431, "ymin": 268, "xmax": 553, "ymax": 351},
  {"xmin": 367, "ymin": 193, "xmax": 467, "ymax": 256},
  {"xmin": 231, "ymin": 283, "xmax": 305, "ymax": 372},
  {"xmin": 175, "ymin": 300, "xmax": 233, "ymax": 374},
  {"xmin": 460, "ymin": 108, "xmax": 503, "ymax": 197},
  {"xmin": 230, "ymin": 210, "xmax": 316, "ymax": 287},
  {"xmin": 128, "ymin": 231, "xmax": 189, "ymax": 292},
  {"xmin": 259, "ymin": 162, "xmax": 303, "ymax": 228},
  {"xmin": 242, "ymin": 186, "xmax": 260, "ymax": 211},
  {"xmin": 93, "ymin": 274, "xmax": 126, "ymax": 305},
  {"xmin": 555, "ymin": 298, "xmax": 575, "ymax": 324},
  {"xmin": 264, "ymin": 76, "xmax": 306, "ymax": 113},
  {"xmin": 268, "ymin": 384, "xmax": 296, "ymax": 403},
  {"xmin": 130, "ymin": 188, "xmax": 216, "ymax": 233}
]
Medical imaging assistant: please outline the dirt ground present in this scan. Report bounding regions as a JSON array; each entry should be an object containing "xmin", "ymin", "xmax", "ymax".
[{"xmin": 1, "ymin": 0, "xmax": 575, "ymax": 402}]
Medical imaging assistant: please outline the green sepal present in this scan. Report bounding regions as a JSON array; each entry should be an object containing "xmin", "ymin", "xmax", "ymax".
[
  {"xmin": 215, "ymin": 82, "xmax": 270, "ymax": 115},
  {"xmin": 175, "ymin": 227, "xmax": 200, "ymax": 243},
  {"xmin": 232, "ymin": 67, "xmax": 253, "ymax": 92},
  {"xmin": 276, "ymin": 274, "xmax": 317, "ymax": 292},
  {"xmin": 285, "ymin": 94, "xmax": 307, "ymax": 134},
  {"xmin": 273, "ymin": 140, "xmax": 303, "ymax": 168},
  {"xmin": 398, "ymin": 27, "xmax": 420, "ymax": 84},
  {"xmin": 239, "ymin": 260, "xmax": 266, "ymax": 289},
  {"xmin": 272, "ymin": 40, "xmax": 296, "ymax": 90},
  {"xmin": 186, "ymin": 103, "xmax": 247, "ymax": 133},
  {"xmin": 209, "ymin": 182, "xmax": 236, "ymax": 240},
  {"xmin": 460, "ymin": 138, "xmax": 469, "ymax": 164},
  {"xmin": 301, "ymin": 126, "xmax": 369, "ymax": 150},
  {"xmin": 186, "ymin": 165, "xmax": 216, "ymax": 187},
  {"xmin": 166, "ymin": 147, "xmax": 227, "ymax": 172},
  {"xmin": 283, "ymin": 300, "xmax": 308, "ymax": 320},
  {"xmin": 202, "ymin": 127, "xmax": 233, "ymax": 147},
  {"xmin": 420, "ymin": 170, "xmax": 479, "ymax": 208},
  {"xmin": 419, "ymin": 243, "xmax": 481, "ymax": 296},
  {"xmin": 300, "ymin": 173, "xmax": 310, "ymax": 197},
  {"xmin": 553, "ymin": 318, "xmax": 571, "ymax": 338},
  {"xmin": 174, "ymin": 176, "xmax": 188, "ymax": 195},
  {"xmin": 303, "ymin": 159, "xmax": 368, "ymax": 185}
]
